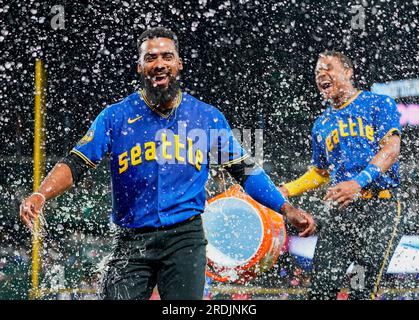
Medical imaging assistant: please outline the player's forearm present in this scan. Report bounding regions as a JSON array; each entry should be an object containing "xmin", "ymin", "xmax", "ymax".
[
  {"xmin": 353, "ymin": 135, "xmax": 400, "ymax": 189},
  {"xmin": 224, "ymin": 158, "xmax": 287, "ymax": 212},
  {"xmin": 242, "ymin": 166, "xmax": 287, "ymax": 213},
  {"xmin": 370, "ymin": 135, "xmax": 400, "ymax": 173},
  {"xmin": 283, "ymin": 166, "xmax": 330, "ymax": 197},
  {"xmin": 36, "ymin": 163, "xmax": 74, "ymax": 200}
]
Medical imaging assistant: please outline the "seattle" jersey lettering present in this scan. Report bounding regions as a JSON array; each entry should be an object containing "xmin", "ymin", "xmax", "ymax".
[
  {"xmin": 118, "ymin": 132, "xmax": 204, "ymax": 174},
  {"xmin": 326, "ymin": 117, "xmax": 374, "ymax": 152}
]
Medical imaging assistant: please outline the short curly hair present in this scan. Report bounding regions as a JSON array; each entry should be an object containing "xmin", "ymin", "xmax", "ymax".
[
  {"xmin": 137, "ymin": 27, "xmax": 179, "ymax": 55},
  {"xmin": 319, "ymin": 50, "xmax": 353, "ymax": 69}
]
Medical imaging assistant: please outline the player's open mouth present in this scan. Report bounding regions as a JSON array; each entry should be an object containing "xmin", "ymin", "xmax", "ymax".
[
  {"xmin": 319, "ymin": 81, "xmax": 333, "ymax": 95},
  {"xmin": 152, "ymin": 74, "xmax": 169, "ymax": 87}
]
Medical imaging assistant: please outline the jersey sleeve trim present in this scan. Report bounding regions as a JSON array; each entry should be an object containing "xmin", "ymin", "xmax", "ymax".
[
  {"xmin": 379, "ymin": 128, "xmax": 400, "ymax": 147},
  {"xmin": 70, "ymin": 149, "xmax": 97, "ymax": 169},
  {"xmin": 311, "ymin": 165, "xmax": 329, "ymax": 172},
  {"xmin": 220, "ymin": 154, "xmax": 250, "ymax": 167}
]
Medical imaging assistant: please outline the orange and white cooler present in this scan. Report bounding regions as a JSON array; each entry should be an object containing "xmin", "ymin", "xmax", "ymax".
[{"xmin": 203, "ymin": 184, "xmax": 288, "ymax": 284}]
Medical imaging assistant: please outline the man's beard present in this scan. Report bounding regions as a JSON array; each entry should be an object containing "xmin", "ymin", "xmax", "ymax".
[{"xmin": 142, "ymin": 74, "xmax": 180, "ymax": 109}]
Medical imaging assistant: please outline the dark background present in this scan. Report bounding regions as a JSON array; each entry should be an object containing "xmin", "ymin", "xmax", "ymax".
[
  {"xmin": 0, "ymin": 0, "xmax": 418, "ymax": 298},
  {"xmin": 1, "ymin": 0, "xmax": 418, "ymax": 158},
  {"xmin": 1, "ymin": 0, "xmax": 417, "ymax": 221}
]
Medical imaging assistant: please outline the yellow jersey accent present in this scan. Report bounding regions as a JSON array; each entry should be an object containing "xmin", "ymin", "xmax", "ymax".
[
  {"xmin": 128, "ymin": 116, "xmax": 143, "ymax": 124},
  {"xmin": 144, "ymin": 141, "xmax": 157, "ymax": 161},
  {"xmin": 284, "ymin": 166, "xmax": 330, "ymax": 197},
  {"xmin": 360, "ymin": 189, "xmax": 392, "ymax": 200},
  {"xmin": 117, "ymin": 133, "xmax": 205, "ymax": 173},
  {"xmin": 70, "ymin": 149, "xmax": 96, "ymax": 169},
  {"xmin": 379, "ymin": 128, "xmax": 400, "ymax": 147},
  {"xmin": 325, "ymin": 117, "xmax": 374, "ymax": 152},
  {"xmin": 333, "ymin": 90, "xmax": 362, "ymax": 110},
  {"xmin": 77, "ymin": 130, "xmax": 94, "ymax": 146},
  {"xmin": 118, "ymin": 151, "xmax": 128, "ymax": 174},
  {"xmin": 221, "ymin": 154, "xmax": 250, "ymax": 167}
]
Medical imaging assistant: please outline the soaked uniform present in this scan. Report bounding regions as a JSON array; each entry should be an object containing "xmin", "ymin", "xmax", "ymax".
[
  {"xmin": 308, "ymin": 90, "xmax": 402, "ymax": 299},
  {"xmin": 63, "ymin": 90, "xmax": 287, "ymax": 299}
]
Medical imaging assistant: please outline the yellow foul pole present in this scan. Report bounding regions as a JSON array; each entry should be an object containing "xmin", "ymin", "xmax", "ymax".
[{"xmin": 31, "ymin": 58, "xmax": 46, "ymax": 299}]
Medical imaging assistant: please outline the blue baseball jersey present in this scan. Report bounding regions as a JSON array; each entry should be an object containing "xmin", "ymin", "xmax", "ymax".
[
  {"xmin": 71, "ymin": 91, "xmax": 247, "ymax": 228},
  {"xmin": 311, "ymin": 90, "xmax": 401, "ymax": 189}
]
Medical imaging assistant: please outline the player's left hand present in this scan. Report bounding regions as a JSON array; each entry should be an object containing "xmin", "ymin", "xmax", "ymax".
[{"xmin": 323, "ymin": 180, "xmax": 361, "ymax": 209}]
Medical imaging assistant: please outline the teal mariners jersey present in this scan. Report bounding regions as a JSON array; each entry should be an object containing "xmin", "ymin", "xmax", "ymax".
[
  {"xmin": 71, "ymin": 91, "xmax": 247, "ymax": 228},
  {"xmin": 311, "ymin": 90, "xmax": 401, "ymax": 189}
]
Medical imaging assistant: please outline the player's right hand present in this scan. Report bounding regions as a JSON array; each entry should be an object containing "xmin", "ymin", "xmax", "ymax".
[
  {"xmin": 281, "ymin": 203, "xmax": 316, "ymax": 237},
  {"xmin": 20, "ymin": 193, "xmax": 46, "ymax": 230}
]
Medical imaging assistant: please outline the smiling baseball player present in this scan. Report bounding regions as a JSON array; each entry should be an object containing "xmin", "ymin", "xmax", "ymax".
[{"xmin": 20, "ymin": 27, "xmax": 315, "ymax": 300}]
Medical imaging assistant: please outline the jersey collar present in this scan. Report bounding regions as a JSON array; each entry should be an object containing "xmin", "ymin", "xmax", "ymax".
[
  {"xmin": 140, "ymin": 89, "xmax": 182, "ymax": 119},
  {"xmin": 331, "ymin": 90, "xmax": 362, "ymax": 110}
]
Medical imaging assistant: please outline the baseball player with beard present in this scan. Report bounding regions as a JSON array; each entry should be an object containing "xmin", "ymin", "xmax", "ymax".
[{"xmin": 20, "ymin": 27, "xmax": 316, "ymax": 300}]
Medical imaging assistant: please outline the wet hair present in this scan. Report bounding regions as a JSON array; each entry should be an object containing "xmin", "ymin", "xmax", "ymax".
[
  {"xmin": 137, "ymin": 27, "xmax": 179, "ymax": 56},
  {"xmin": 319, "ymin": 50, "xmax": 353, "ymax": 69}
]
